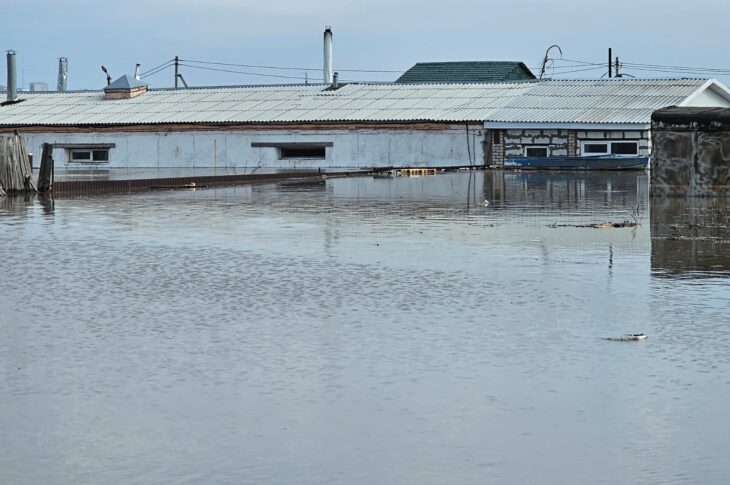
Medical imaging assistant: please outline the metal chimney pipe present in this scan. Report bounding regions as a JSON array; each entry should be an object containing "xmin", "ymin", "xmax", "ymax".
[
  {"xmin": 323, "ymin": 26, "xmax": 333, "ymax": 84},
  {"xmin": 332, "ymin": 72, "xmax": 339, "ymax": 89},
  {"xmin": 134, "ymin": 63, "xmax": 141, "ymax": 81},
  {"xmin": 7, "ymin": 50, "xmax": 18, "ymax": 102},
  {"xmin": 57, "ymin": 57, "xmax": 68, "ymax": 91}
]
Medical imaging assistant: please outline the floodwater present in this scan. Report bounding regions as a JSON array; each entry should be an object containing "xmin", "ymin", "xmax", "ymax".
[{"xmin": 1, "ymin": 171, "xmax": 729, "ymax": 484}]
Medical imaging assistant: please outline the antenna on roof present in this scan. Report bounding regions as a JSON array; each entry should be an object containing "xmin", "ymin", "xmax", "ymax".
[
  {"xmin": 539, "ymin": 45, "xmax": 562, "ymax": 79},
  {"xmin": 101, "ymin": 65, "xmax": 111, "ymax": 85},
  {"xmin": 608, "ymin": 48, "xmax": 612, "ymax": 78}
]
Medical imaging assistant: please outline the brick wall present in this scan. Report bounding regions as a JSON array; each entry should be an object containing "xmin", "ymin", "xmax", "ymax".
[{"xmin": 575, "ymin": 130, "xmax": 650, "ymax": 156}]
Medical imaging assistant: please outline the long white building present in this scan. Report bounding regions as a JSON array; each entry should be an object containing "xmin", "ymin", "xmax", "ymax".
[{"xmin": 0, "ymin": 76, "xmax": 729, "ymax": 170}]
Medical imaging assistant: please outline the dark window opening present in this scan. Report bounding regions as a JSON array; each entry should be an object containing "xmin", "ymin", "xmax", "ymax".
[
  {"xmin": 584, "ymin": 143, "xmax": 609, "ymax": 154},
  {"xmin": 493, "ymin": 131, "xmax": 501, "ymax": 144},
  {"xmin": 70, "ymin": 150, "xmax": 91, "ymax": 161},
  {"xmin": 611, "ymin": 142, "xmax": 638, "ymax": 155},
  {"xmin": 525, "ymin": 146, "xmax": 549, "ymax": 157},
  {"xmin": 280, "ymin": 146, "xmax": 326, "ymax": 159},
  {"xmin": 92, "ymin": 150, "xmax": 109, "ymax": 161}
]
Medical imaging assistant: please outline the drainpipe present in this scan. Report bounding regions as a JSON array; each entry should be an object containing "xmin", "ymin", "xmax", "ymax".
[
  {"xmin": 323, "ymin": 26, "xmax": 333, "ymax": 84},
  {"xmin": 7, "ymin": 50, "xmax": 18, "ymax": 102}
]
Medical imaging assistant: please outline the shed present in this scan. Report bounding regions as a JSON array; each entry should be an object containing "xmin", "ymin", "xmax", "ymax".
[{"xmin": 651, "ymin": 106, "xmax": 730, "ymax": 196}]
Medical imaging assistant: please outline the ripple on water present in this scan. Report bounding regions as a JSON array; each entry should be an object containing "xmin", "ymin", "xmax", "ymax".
[{"xmin": 0, "ymin": 172, "xmax": 728, "ymax": 485}]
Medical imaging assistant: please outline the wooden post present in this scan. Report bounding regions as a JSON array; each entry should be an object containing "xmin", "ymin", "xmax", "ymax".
[
  {"xmin": 0, "ymin": 132, "xmax": 37, "ymax": 194},
  {"xmin": 37, "ymin": 143, "xmax": 54, "ymax": 193}
]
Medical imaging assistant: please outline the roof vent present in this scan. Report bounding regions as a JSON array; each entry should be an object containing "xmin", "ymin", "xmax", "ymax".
[{"xmin": 104, "ymin": 74, "xmax": 148, "ymax": 99}]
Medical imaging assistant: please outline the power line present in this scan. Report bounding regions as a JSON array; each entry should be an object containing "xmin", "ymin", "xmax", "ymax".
[
  {"xmin": 179, "ymin": 58, "xmax": 401, "ymax": 74},
  {"xmin": 548, "ymin": 57, "xmax": 730, "ymax": 76},
  {"xmin": 141, "ymin": 62, "xmax": 175, "ymax": 79},
  {"xmin": 178, "ymin": 63, "xmax": 321, "ymax": 82},
  {"xmin": 140, "ymin": 59, "xmax": 174, "ymax": 77},
  {"xmin": 543, "ymin": 66, "xmax": 607, "ymax": 76}
]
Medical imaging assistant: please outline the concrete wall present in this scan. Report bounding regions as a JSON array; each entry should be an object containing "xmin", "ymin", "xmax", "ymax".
[
  {"xmin": 652, "ymin": 123, "xmax": 730, "ymax": 196},
  {"xmin": 20, "ymin": 124, "xmax": 486, "ymax": 170},
  {"xmin": 488, "ymin": 128, "xmax": 650, "ymax": 166}
]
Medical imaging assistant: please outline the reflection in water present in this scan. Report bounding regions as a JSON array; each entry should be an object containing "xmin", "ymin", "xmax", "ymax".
[
  {"xmin": 1, "ymin": 172, "xmax": 728, "ymax": 485},
  {"xmin": 651, "ymin": 197, "xmax": 730, "ymax": 278}
]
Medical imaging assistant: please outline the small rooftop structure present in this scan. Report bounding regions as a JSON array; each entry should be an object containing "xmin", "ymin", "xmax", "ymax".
[
  {"xmin": 104, "ymin": 75, "xmax": 148, "ymax": 99},
  {"xmin": 396, "ymin": 61, "xmax": 535, "ymax": 83}
]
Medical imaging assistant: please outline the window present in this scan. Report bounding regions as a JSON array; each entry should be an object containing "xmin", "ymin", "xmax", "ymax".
[
  {"xmin": 279, "ymin": 146, "xmax": 326, "ymax": 159},
  {"xmin": 493, "ymin": 131, "xmax": 501, "ymax": 145},
  {"xmin": 583, "ymin": 143, "xmax": 609, "ymax": 154},
  {"xmin": 65, "ymin": 144, "xmax": 114, "ymax": 164},
  {"xmin": 525, "ymin": 146, "xmax": 549, "ymax": 157},
  {"xmin": 611, "ymin": 142, "xmax": 638, "ymax": 155},
  {"xmin": 251, "ymin": 142, "xmax": 331, "ymax": 160},
  {"xmin": 581, "ymin": 141, "xmax": 639, "ymax": 156},
  {"xmin": 93, "ymin": 149, "xmax": 109, "ymax": 161},
  {"xmin": 68, "ymin": 148, "xmax": 110, "ymax": 163},
  {"xmin": 70, "ymin": 150, "xmax": 92, "ymax": 161}
]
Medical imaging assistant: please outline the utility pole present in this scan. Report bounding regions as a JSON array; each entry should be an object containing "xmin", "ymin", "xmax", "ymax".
[
  {"xmin": 174, "ymin": 56, "xmax": 179, "ymax": 89},
  {"xmin": 608, "ymin": 48, "xmax": 612, "ymax": 78}
]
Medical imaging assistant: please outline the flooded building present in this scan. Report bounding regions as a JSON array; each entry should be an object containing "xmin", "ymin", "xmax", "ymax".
[
  {"xmin": 651, "ymin": 106, "xmax": 730, "ymax": 196},
  {"xmin": 0, "ymin": 77, "xmax": 728, "ymax": 171},
  {"xmin": 483, "ymin": 79, "xmax": 730, "ymax": 166}
]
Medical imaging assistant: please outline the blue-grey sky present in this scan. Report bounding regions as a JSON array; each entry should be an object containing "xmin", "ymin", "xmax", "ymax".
[{"xmin": 3, "ymin": 0, "xmax": 730, "ymax": 90}]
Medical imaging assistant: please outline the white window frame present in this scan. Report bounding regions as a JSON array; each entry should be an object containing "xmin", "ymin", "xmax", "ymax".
[
  {"xmin": 524, "ymin": 146, "xmax": 549, "ymax": 157},
  {"xmin": 67, "ymin": 148, "xmax": 111, "ymax": 164},
  {"xmin": 581, "ymin": 141, "xmax": 639, "ymax": 157}
]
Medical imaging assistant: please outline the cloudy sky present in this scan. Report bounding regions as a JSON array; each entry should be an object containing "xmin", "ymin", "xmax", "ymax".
[{"xmin": 3, "ymin": 0, "xmax": 729, "ymax": 90}]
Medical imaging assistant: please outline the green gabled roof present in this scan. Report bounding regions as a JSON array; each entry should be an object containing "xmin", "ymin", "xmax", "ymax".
[{"xmin": 396, "ymin": 61, "xmax": 536, "ymax": 83}]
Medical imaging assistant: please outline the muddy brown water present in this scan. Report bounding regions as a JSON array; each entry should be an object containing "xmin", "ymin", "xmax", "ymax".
[{"xmin": 1, "ymin": 171, "xmax": 728, "ymax": 484}]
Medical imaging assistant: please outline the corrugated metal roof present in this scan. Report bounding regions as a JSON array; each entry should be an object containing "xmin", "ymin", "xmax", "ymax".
[
  {"xmin": 0, "ymin": 78, "xmax": 721, "ymax": 127},
  {"xmin": 484, "ymin": 79, "xmax": 711, "ymax": 124}
]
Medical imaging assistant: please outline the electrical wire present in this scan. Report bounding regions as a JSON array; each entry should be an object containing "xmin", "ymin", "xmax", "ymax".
[
  {"xmin": 178, "ymin": 63, "xmax": 321, "ymax": 81},
  {"xmin": 179, "ymin": 58, "xmax": 401, "ymax": 73},
  {"xmin": 141, "ymin": 65, "xmax": 173, "ymax": 79},
  {"xmin": 140, "ymin": 59, "xmax": 174, "ymax": 77}
]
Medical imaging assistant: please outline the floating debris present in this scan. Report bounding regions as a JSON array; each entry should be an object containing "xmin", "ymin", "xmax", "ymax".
[
  {"xmin": 603, "ymin": 333, "xmax": 647, "ymax": 342},
  {"xmin": 548, "ymin": 221, "xmax": 637, "ymax": 229}
]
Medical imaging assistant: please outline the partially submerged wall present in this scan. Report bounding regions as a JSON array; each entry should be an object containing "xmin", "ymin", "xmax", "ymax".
[
  {"xmin": 487, "ymin": 128, "xmax": 649, "ymax": 166},
  {"xmin": 651, "ymin": 107, "xmax": 730, "ymax": 196},
  {"xmin": 12, "ymin": 123, "xmax": 486, "ymax": 170}
]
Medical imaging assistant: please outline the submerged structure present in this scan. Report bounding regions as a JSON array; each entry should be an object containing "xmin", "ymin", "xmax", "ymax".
[
  {"xmin": 651, "ymin": 106, "xmax": 730, "ymax": 196},
  {"xmin": 2, "ymin": 25, "xmax": 730, "ymax": 173},
  {"xmin": 0, "ymin": 49, "xmax": 729, "ymax": 172}
]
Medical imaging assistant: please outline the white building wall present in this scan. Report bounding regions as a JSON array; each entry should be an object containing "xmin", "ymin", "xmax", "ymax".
[
  {"xmin": 24, "ymin": 125, "xmax": 485, "ymax": 170},
  {"xmin": 682, "ymin": 88, "xmax": 730, "ymax": 108}
]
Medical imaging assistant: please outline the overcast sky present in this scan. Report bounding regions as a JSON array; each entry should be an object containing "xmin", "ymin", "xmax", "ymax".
[{"xmin": 3, "ymin": 0, "xmax": 730, "ymax": 90}]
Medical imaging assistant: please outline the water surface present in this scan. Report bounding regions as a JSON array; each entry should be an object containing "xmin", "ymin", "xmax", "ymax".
[{"xmin": 1, "ymin": 171, "xmax": 728, "ymax": 484}]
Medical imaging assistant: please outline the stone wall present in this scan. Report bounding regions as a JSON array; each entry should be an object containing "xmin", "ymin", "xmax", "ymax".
[{"xmin": 652, "ymin": 116, "xmax": 730, "ymax": 196}]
